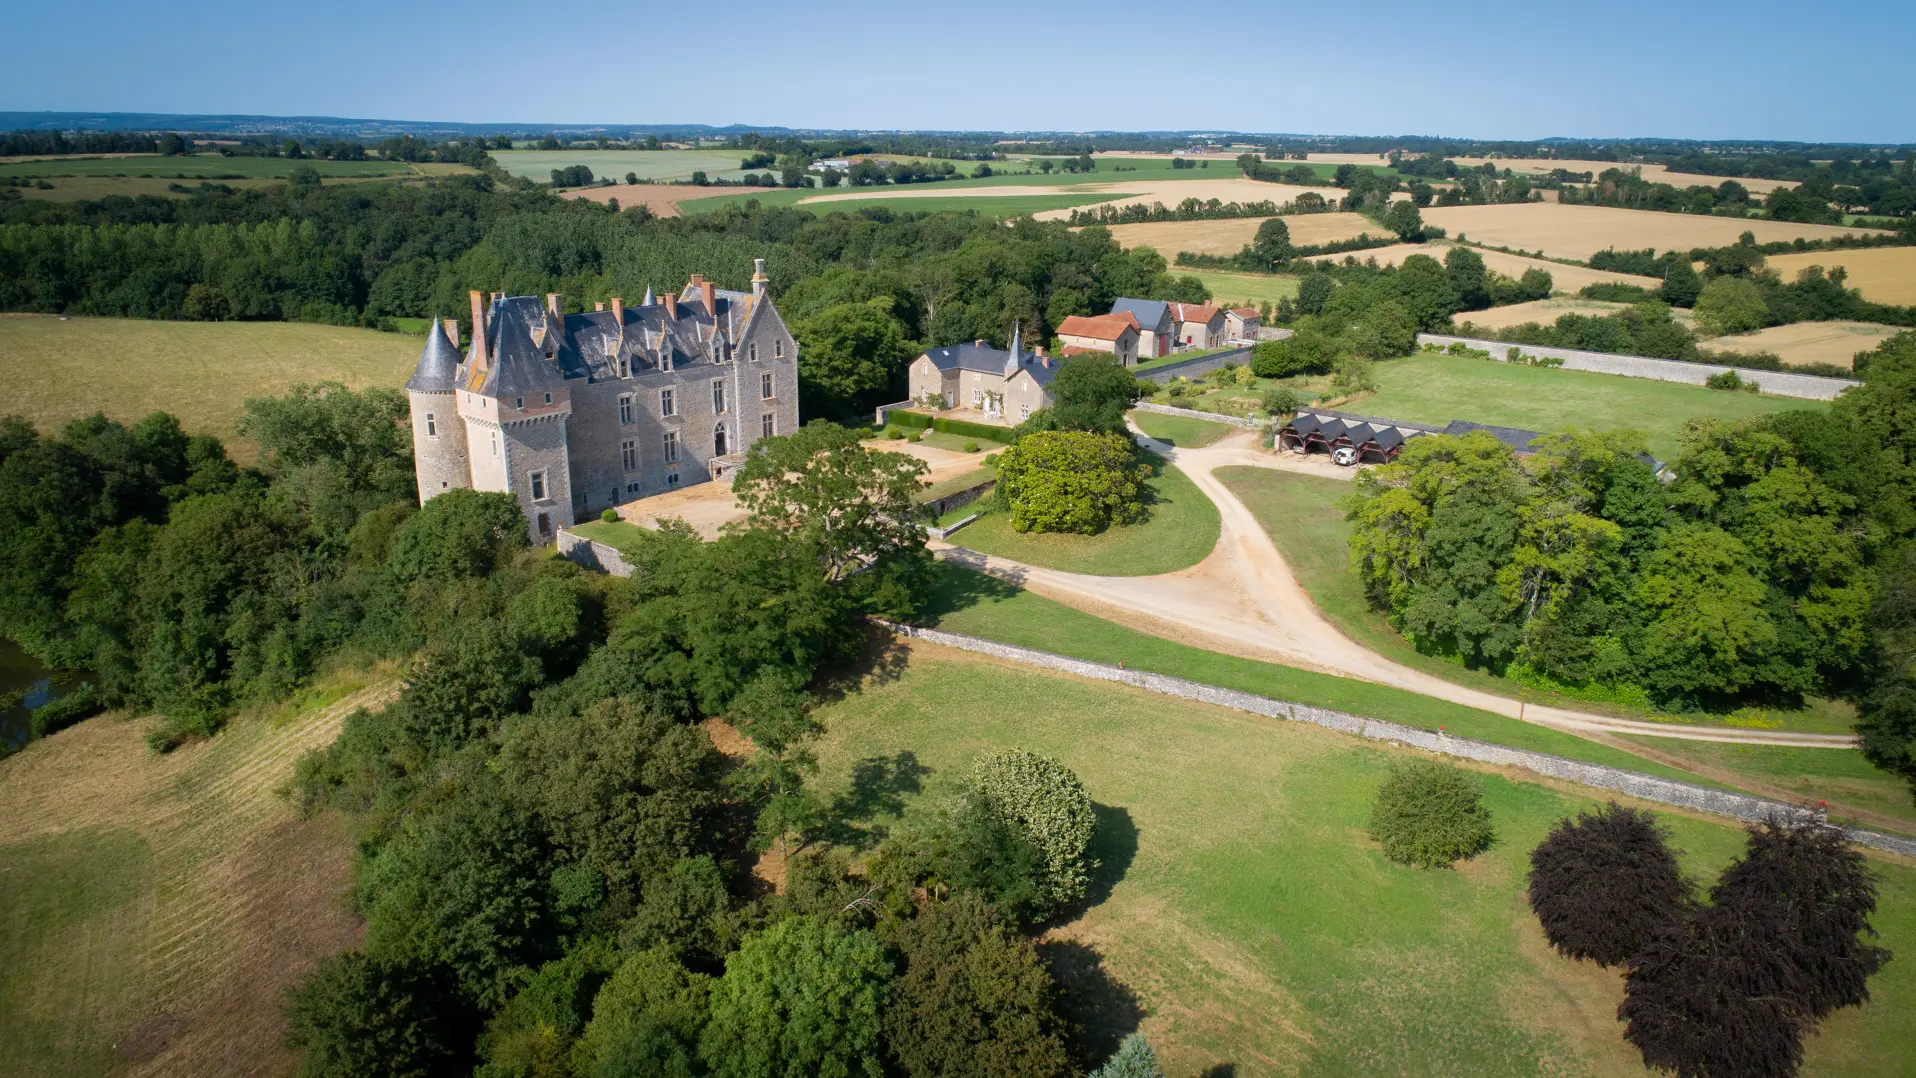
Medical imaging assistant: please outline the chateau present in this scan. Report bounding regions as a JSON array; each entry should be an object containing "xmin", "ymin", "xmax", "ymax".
[{"xmin": 406, "ymin": 259, "xmax": 800, "ymax": 540}]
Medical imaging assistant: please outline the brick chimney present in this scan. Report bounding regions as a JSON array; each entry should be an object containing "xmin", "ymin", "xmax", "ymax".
[
  {"xmin": 594, "ymin": 301, "xmax": 605, "ymax": 312},
  {"xmin": 610, "ymin": 295, "xmax": 624, "ymax": 323},
  {"xmin": 468, "ymin": 290, "xmax": 490, "ymax": 369},
  {"xmin": 545, "ymin": 292, "xmax": 563, "ymax": 323},
  {"xmin": 751, "ymin": 257, "xmax": 769, "ymax": 297},
  {"xmin": 663, "ymin": 293, "xmax": 678, "ymax": 320},
  {"xmin": 701, "ymin": 278, "xmax": 717, "ymax": 317},
  {"xmin": 441, "ymin": 317, "xmax": 459, "ymax": 348}
]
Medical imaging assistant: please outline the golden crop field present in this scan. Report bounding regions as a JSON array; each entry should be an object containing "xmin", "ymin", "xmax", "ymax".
[
  {"xmin": 1766, "ymin": 247, "xmax": 1916, "ymax": 306},
  {"xmin": 1706, "ymin": 320, "xmax": 1902, "ymax": 369},
  {"xmin": 1454, "ymin": 298, "xmax": 1658, "ymax": 332},
  {"xmin": 1103, "ymin": 212, "xmax": 1381, "ymax": 255},
  {"xmin": 1310, "ymin": 241, "xmax": 1661, "ymax": 293},
  {"xmin": 1448, "ymin": 158, "xmax": 1800, "ymax": 195},
  {"xmin": 1419, "ymin": 203, "xmax": 1887, "ymax": 262}
]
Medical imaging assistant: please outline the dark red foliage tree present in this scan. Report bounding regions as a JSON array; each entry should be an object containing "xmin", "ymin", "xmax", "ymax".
[{"xmin": 1527, "ymin": 802, "xmax": 1692, "ymax": 966}]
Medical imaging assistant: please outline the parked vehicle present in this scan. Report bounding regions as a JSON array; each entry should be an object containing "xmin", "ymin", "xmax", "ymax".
[{"xmin": 1332, "ymin": 446, "xmax": 1359, "ymax": 466}]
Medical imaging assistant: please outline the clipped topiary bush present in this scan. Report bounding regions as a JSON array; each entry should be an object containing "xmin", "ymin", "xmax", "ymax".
[
  {"xmin": 600, "ymin": 507, "xmax": 619, "ymax": 523},
  {"xmin": 970, "ymin": 749, "xmax": 1098, "ymax": 909},
  {"xmin": 1367, "ymin": 760, "xmax": 1495, "ymax": 868},
  {"xmin": 1528, "ymin": 802, "xmax": 1691, "ymax": 966},
  {"xmin": 963, "ymin": 441, "xmax": 980, "ymax": 453}
]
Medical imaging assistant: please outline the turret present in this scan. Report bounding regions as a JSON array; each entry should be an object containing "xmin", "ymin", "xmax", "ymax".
[{"xmin": 406, "ymin": 316, "xmax": 472, "ymax": 503}]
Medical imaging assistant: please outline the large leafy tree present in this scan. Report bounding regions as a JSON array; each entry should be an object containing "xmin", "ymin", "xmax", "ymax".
[
  {"xmin": 968, "ymin": 750, "xmax": 1098, "ymax": 912},
  {"xmin": 995, "ymin": 431, "xmax": 1149, "ymax": 535},
  {"xmin": 574, "ymin": 948, "xmax": 713, "ymax": 1078},
  {"xmin": 1021, "ymin": 354, "xmax": 1144, "ymax": 436},
  {"xmin": 791, "ymin": 298, "xmax": 919, "ymax": 420},
  {"xmin": 730, "ymin": 422, "xmax": 930, "ymax": 589},
  {"xmin": 284, "ymin": 950, "xmax": 475, "ymax": 1078},
  {"xmin": 1527, "ymin": 803, "xmax": 1691, "ymax": 966},
  {"xmin": 699, "ymin": 916, "xmax": 895, "ymax": 1078}
]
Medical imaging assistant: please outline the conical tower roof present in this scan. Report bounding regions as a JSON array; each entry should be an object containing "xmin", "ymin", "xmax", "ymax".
[
  {"xmin": 1003, "ymin": 322, "xmax": 1024, "ymax": 376},
  {"xmin": 406, "ymin": 316, "xmax": 460, "ymax": 392}
]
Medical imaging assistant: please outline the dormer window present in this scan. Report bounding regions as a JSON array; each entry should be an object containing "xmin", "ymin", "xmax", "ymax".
[{"xmin": 617, "ymin": 358, "xmax": 628, "ymax": 377}]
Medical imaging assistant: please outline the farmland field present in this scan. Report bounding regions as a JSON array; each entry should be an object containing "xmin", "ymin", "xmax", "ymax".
[
  {"xmin": 1104, "ymin": 212, "xmax": 1381, "ymax": 256},
  {"xmin": 1445, "ymin": 158, "xmax": 1801, "ymax": 195},
  {"xmin": 0, "ymin": 154, "xmax": 411, "ymax": 180},
  {"xmin": 1318, "ymin": 240, "xmax": 1663, "ymax": 293},
  {"xmin": 1707, "ymin": 320, "xmax": 1902, "ymax": 369},
  {"xmin": 1181, "ymin": 269, "xmax": 1301, "ymax": 307},
  {"xmin": 1356, "ymin": 353, "xmax": 1823, "ymax": 460},
  {"xmin": 1766, "ymin": 247, "xmax": 1916, "ymax": 306},
  {"xmin": 809, "ymin": 645, "xmax": 1916, "ymax": 1077},
  {"xmin": 791, "ymin": 192, "xmax": 1121, "ymax": 219},
  {"xmin": 0, "ymin": 315, "xmax": 418, "ymax": 452},
  {"xmin": 489, "ymin": 148, "xmax": 757, "ymax": 183},
  {"xmin": 1420, "ymin": 203, "xmax": 1889, "ymax": 262},
  {"xmin": 557, "ymin": 182, "xmax": 784, "ymax": 216},
  {"xmin": 1456, "ymin": 297, "xmax": 1696, "ymax": 332}
]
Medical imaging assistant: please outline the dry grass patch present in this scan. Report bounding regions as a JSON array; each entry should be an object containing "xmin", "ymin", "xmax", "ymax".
[
  {"xmin": 1766, "ymin": 247, "xmax": 1916, "ymax": 306},
  {"xmin": 1420, "ymin": 203, "xmax": 1889, "ymax": 262},
  {"xmin": 1449, "ymin": 158, "xmax": 1801, "ymax": 195},
  {"xmin": 1706, "ymin": 320, "xmax": 1901, "ymax": 370},
  {"xmin": 1316, "ymin": 240, "xmax": 1661, "ymax": 292},
  {"xmin": 1458, "ymin": 297, "xmax": 1696, "ymax": 332},
  {"xmin": 1104, "ymin": 212, "xmax": 1380, "ymax": 256}
]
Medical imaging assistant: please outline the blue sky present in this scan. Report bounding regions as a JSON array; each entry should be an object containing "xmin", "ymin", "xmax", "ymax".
[{"xmin": 6, "ymin": 0, "xmax": 1912, "ymax": 142}]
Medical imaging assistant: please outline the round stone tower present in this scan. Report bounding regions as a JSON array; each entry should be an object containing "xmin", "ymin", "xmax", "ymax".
[{"xmin": 406, "ymin": 317, "xmax": 471, "ymax": 503}]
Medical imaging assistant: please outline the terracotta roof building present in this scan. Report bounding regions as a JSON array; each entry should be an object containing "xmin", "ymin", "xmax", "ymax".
[
  {"xmin": 1055, "ymin": 312, "xmax": 1141, "ymax": 366},
  {"xmin": 1168, "ymin": 302, "xmax": 1227, "ymax": 348}
]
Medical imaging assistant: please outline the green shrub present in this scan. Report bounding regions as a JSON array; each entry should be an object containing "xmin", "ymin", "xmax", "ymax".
[
  {"xmin": 1367, "ymin": 760, "xmax": 1495, "ymax": 868},
  {"xmin": 1705, "ymin": 369, "xmax": 1758, "ymax": 392},
  {"xmin": 994, "ymin": 430, "xmax": 1148, "ymax": 534},
  {"xmin": 888, "ymin": 429, "xmax": 907, "ymax": 440},
  {"xmin": 962, "ymin": 441, "xmax": 980, "ymax": 453},
  {"xmin": 889, "ymin": 411, "xmax": 933, "ymax": 431},
  {"xmin": 1259, "ymin": 387, "xmax": 1301, "ymax": 416},
  {"xmin": 929, "ymin": 416, "xmax": 1013, "ymax": 443},
  {"xmin": 970, "ymin": 749, "xmax": 1098, "ymax": 909},
  {"xmin": 28, "ymin": 683, "xmax": 105, "ymax": 738},
  {"xmin": 600, "ymin": 507, "xmax": 619, "ymax": 523}
]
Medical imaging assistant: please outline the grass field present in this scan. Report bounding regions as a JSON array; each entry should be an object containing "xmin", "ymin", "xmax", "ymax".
[
  {"xmin": 1104, "ymin": 213, "xmax": 1380, "ymax": 256},
  {"xmin": 1357, "ymin": 353, "xmax": 1824, "ymax": 461},
  {"xmin": 1129, "ymin": 411, "xmax": 1235, "ymax": 447},
  {"xmin": 0, "ymin": 667, "xmax": 389, "ymax": 1077},
  {"xmin": 1420, "ymin": 203, "xmax": 1889, "ymax": 263},
  {"xmin": 1766, "ymin": 247, "xmax": 1916, "ymax": 306},
  {"xmin": 1707, "ymin": 320, "xmax": 1903, "ymax": 370},
  {"xmin": 490, "ymin": 149, "xmax": 756, "ymax": 184},
  {"xmin": 1181, "ymin": 269, "xmax": 1301, "ymax": 307},
  {"xmin": 1456, "ymin": 297, "xmax": 1676, "ymax": 332},
  {"xmin": 945, "ymin": 460, "xmax": 1220, "ymax": 575},
  {"xmin": 569, "ymin": 518, "xmax": 655, "ymax": 557},
  {"xmin": 781, "ymin": 192, "xmax": 1121, "ymax": 219},
  {"xmin": 0, "ymin": 154, "xmax": 411, "ymax": 180},
  {"xmin": 0, "ymin": 315, "xmax": 420, "ymax": 454},
  {"xmin": 1322, "ymin": 240, "xmax": 1662, "ymax": 293},
  {"xmin": 809, "ymin": 647, "xmax": 1916, "ymax": 1076}
]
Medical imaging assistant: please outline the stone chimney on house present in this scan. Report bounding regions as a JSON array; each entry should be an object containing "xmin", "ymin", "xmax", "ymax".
[
  {"xmin": 442, "ymin": 317, "xmax": 459, "ymax": 348},
  {"xmin": 468, "ymin": 290, "xmax": 490, "ymax": 370},
  {"xmin": 546, "ymin": 293, "xmax": 563, "ymax": 323},
  {"xmin": 751, "ymin": 257, "xmax": 769, "ymax": 297},
  {"xmin": 663, "ymin": 293, "xmax": 678, "ymax": 320},
  {"xmin": 594, "ymin": 301, "xmax": 605, "ymax": 312}
]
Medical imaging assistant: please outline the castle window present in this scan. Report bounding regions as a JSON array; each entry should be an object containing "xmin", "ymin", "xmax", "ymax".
[
  {"xmin": 537, "ymin": 512, "xmax": 550, "ymax": 536},
  {"xmin": 618, "ymin": 394, "xmax": 633, "ymax": 424},
  {"xmin": 749, "ymin": 342, "xmax": 757, "ymax": 362},
  {"xmin": 775, "ymin": 339, "xmax": 783, "ymax": 358},
  {"xmin": 760, "ymin": 372, "xmax": 773, "ymax": 400},
  {"xmin": 711, "ymin": 379, "xmax": 726, "ymax": 414},
  {"xmin": 617, "ymin": 358, "xmax": 628, "ymax": 377},
  {"xmin": 666, "ymin": 472, "xmax": 680, "ymax": 488},
  {"xmin": 425, "ymin": 413, "xmax": 437, "ymax": 437},
  {"xmin": 529, "ymin": 469, "xmax": 548, "ymax": 501},
  {"xmin": 1021, "ymin": 403, "xmax": 1031, "ymax": 420},
  {"xmin": 621, "ymin": 439, "xmax": 638, "ymax": 471},
  {"xmin": 625, "ymin": 482, "xmax": 641, "ymax": 494},
  {"xmin": 543, "ymin": 392, "xmax": 553, "ymax": 405},
  {"xmin": 761, "ymin": 413, "xmax": 774, "ymax": 438},
  {"xmin": 515, "ymin": 396, "xmax": 524, "ymax": 409},
  {"xmin": 714, "ymin": 423, "xmax": 729, "ymax": 457},
  {"xmin": 491, "ymin": 433, "xmax": 499, "ymax": 457},
  {"xmin": 663, "ymin": 430, "xmax": 680, "ymax": 463},
  {"xmin": 660, "ymin": 388, "xmax": 676, "ymax": 417}
]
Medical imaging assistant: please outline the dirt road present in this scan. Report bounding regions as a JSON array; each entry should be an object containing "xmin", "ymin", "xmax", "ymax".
[{"xmin": 937, "ymin": 427, "xmax": 1856, "ymax": 749}]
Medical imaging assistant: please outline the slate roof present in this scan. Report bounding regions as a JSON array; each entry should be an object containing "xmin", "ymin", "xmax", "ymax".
[
  {"xmin": 1442, "ymin": 419, "xmax": 1546, "ymax": 453},
  {"xmin": 406, "ymin": 318, "xmax": 461, "ymax": 393},
  {"xmin": 1111, "ymin": 297, "xmax": 1170, "ymax": 329},
  {"xmin": 920, "ymin": 340, "xmax": 1058, "ymax": 386}
]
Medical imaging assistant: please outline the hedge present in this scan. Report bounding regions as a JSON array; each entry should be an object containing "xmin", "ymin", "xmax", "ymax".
[{"xmin": 888, "ymin": 411, "xmax": 1015, "ymax": 444}]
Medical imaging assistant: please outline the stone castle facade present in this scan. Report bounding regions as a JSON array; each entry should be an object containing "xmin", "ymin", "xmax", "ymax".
[{"xmin": 406, "ymin": 259, "xmax": 800, "ymax": 539}]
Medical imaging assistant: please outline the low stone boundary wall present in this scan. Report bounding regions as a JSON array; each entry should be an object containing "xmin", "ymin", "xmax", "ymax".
[
  {"xmin": 1136, "ymin": 342, "xmax": 1267, "ymax": 384},
  {"xmin": 1417, "ymin": 333, "xmax": 1860, "ymax": 401},
  {"xmin": 879, "ymin": 620, "xmax": 1916, "ymax": 858},
  {"xmin": 556, "ymin": 529, "xmax": 636, "ymax": 578},
  {"xmin": 1133, "ymin": 401, "xmax": 1263, "ymax": 428},
  {"xmin": 924, "ymin": 478, "xmax": 996, "ymax": 519}
]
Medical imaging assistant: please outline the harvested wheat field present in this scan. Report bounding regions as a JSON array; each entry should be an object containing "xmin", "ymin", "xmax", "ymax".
[
  {"xmin": 1419, "ymin": 203, "xmax": 1886, "ymax": 262},
  {"xmin": 789, "ymin": 178, "xmax": 1340, "ymax": 218},
  {"xmin": 1457, "ymin": 297, "xmax": 1698, "ymax": 332},
  {"xmin": 0, "ymin": 669, "xmax": 398, "ymax": 1078},
  {"xmin": 1449, "ymin": 158, "xmax": 1800, "ymax": 195},
  {"xmin": 1766, "ymin": 247, "xmax": 1916, "ymax": 306},
  {"xmin": 560, "ymin": 183, "xmax": 781, "ymax": 216},
  {"xmin": 1706, "ymin": 321, "xmax": 1903, "ymax": 370},
  {"xmin": 1306, "ymin": 240, "xmax": 1661, "ymax": 293},
  {"xmin": 1103, "ymin": 213, "xmax": 1382, "ymax": 256}
]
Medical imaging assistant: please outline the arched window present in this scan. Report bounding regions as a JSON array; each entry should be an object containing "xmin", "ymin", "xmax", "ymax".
[{"xmin": 714, "ymin": 423, "xmax": 728, "ymax": 457}]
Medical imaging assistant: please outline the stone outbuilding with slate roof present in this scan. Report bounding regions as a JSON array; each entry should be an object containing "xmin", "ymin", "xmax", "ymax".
[
  {"xmin": 906, "ymin": 326, "xmax": 1058, "ymax": 423},
  {"xmin": 407, "ymin": 258, "xmax": 799, "ymax": 541},
  {"xmin": 1109, "ymin": 298, "xmax": 1176, "ymax": 358}
]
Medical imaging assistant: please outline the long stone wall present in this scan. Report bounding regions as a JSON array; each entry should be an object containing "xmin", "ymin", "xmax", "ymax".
[
  {"xmin": 1417, "ymin": 333, "xmax": 1860, "ymax": 401},
  {"xmin": 1135, "ymin": 340, "xmax": 1276, "ymax": 384},
  {"xmin": 880, "ymin": 620, "xmax": 1916, "ymax": 858},
  {"xmin": 1132, "ymin": 401, "xmax": 1264, "ymax": 429},
  {"xmin": 555, "ymin": 528, "xmax": 637, "ymax": 577}
]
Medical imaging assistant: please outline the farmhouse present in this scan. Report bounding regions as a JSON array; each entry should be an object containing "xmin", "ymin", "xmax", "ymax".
[
  {"xmin": 1110, "ymin": 297, "xmax": 1177, "ymax": 358},
  {"xmin": 1225, "ymin": 306, "xmax": 1261, "ymax": 340},
  {"xmin": 407, "ymin": 259, "xmax": 800, "ymax": 541},
  {"xmin": 906, "ymin": 327, "xmax": 1057, "ymax": 423},
  {"xmin": 1169, "ymin": 301, "xmax": 1227, "ymax": 348},
  {"xmin": 1055, "ymin": 312, "xmax": 1141, "ymax": 365}
]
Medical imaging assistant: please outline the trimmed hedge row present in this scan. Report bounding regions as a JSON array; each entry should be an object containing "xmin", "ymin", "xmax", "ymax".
[{"xmin": 889, "ymin": 411, "xmax": 1015, "ymax": 444}]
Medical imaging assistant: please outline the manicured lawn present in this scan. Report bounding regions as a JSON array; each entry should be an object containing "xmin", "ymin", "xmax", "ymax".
[
  {"xmin": 1616, "ymin": 737, "xmax": 1916, "ymax": 836},
  {"xmin": 1360, "ymin": 354, "xmax": 1826, "ymax": 461},
  {"xmin": 569, "ymin": 518, "xmax": 655, "ymax": 557},
  {"xmin": 925, "ymin": 562, "xmax": 1733, "ymax": 788},
  {"xmin": 946, "ymin": 460, "xmax": 1220, "ymax": 576},
  {"xmin": 811, "ymin": 650, "xmax": 1916, "ymax": 1076},
  {"xmin": 0, "ymin": 315, "xmax": 421, "ymax": 457},
  {"xmin": 1128, "ymin": 411, "xmax": 1235, "ymax": 447}
]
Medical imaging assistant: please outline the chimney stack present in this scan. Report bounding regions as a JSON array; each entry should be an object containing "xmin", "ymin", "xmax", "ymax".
[
  {"xmin": 594, "ymin": 301, "xmax": 605, "ymax": 312},
  {"xmin": 442, "ymin": 317, "xmax": 459, "ymax": 348},
  {"xmin": 469, "ymin": 291, "xmax": 490, "ymax": 369},
  {"xmin": 751, "ymin": 257, "xmax": 769, "ymax": 297},
  {"xmin": 546, "ymin": 292, "xmax": 563, "ymax": 324},
  {"xmin": 663, "ymin": 293, "xmax": 678, "ymax": 320},
  {"xmin": 611, "ymin": 295, "xmax": 623, "ymax": 324}
]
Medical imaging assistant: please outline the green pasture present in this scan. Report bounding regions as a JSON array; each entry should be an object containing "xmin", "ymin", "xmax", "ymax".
[
  {"xmin": 810, "ymin": 649, "xmax": 1916, "ymax": 1076},
  {"xmin": 490, "ymin": 149, "xmax": 755, "ymax": 183},
  {"xmin": 1128, "ymin": 411, "xmax": 1235, "ymax": 447},
  {"xmin": 1185, "ymin": 269, "xmax": 1302, "ymax": 307},
  {"xmin": 0, "ymin": 154, "xmax": 408, "ymax": 179},
  {"xmin": 1361, "ymin": 353, "xmax": 1825, "ymax": 461},
  {"xmin": 943, "ymin": 460, "xmax": 1219, "ymax": 576}
]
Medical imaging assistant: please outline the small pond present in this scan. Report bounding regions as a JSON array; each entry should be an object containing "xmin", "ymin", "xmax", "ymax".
[{"xmin": 0, "ymin": 637, "xmax": 89, "ymax": 754}]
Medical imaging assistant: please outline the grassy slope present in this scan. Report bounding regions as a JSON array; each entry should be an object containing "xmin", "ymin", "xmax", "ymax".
[
  {"xmin": 1361, "ymin": 354, "xmax": 1824, "ymax": 462},
  {"xmin": 569, "ymin": 518, "xmax": 655, "ymax": 557},
  {"xmin": 1129, "ymin": 411, "xmax": 1235, "ymax": 447},
  {"xmin": 812, "ymin": 650, "xmax": 1916, "ymax": 1077},
  {"xmin": 947, "ymin": 461, "xmax": 1220, "ymax": 576},
  {"xmin": 925, "ymin": 562, "xmax": 1733, "ymax": 788},
  {"xmin": 0, "ymin": 315, "xmax": 420, "ymax": 452}
]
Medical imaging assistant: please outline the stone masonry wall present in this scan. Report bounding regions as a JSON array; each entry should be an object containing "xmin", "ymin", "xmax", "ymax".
[
  {"xmin": 1417, "ymin": 333, "xmax": 1860, "ymax": 401},
  {"xmin": 879, "ymin": 620, "xmax": 1916, "ymax": 858},
  {"xmin": 555, "ymin": 529, "xmax": 636, "ymax": 577},
  {"xmin": 1133, "ymin": 402, "xmax": 1264, "ymax": 429},
  {"xmin": 1136, "ymin": 342, "xmax": 1262, "ymax": 384}
]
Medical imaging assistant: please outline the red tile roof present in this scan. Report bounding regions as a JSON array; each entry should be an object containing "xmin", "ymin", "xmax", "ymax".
[
  {"xmin": 1057, "ymin": 344, "xmax": 1103, "ymax": 357},
  {"xmin": 1169, "ymin": 302, "xmax": 1222, "ymax": 323},
  {"xmin": 1056, "ymin": 313, "xmax": 1139, "ymax": 341},
  {"xmin": 1230, "ymin": 307, "xmax": 1260, "ymax": 317}
]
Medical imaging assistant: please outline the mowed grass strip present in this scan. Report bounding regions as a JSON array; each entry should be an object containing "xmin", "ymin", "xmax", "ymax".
[
  {"xmin": 945, "ymin": 461, "xmax": 1220, "ymax": 576},
  {"xmin": 924, "ymin": 562, "xmax": 1734, "ymax": 788},
  {"xmin": 810, "ymin": 649, "xmax": 1916, "ymax": 1076},
  {"xmin": 1358, "ymin": 353, "xmax": 1823, "ymax": 461},
  {"xmin": 1129, "ymin": 411, "xmax": 1236, "ymax": 447},
  {"xmin": 0, "ymin": 315, "xmax": 420, "ymax": 453}
]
